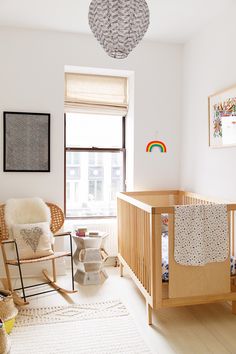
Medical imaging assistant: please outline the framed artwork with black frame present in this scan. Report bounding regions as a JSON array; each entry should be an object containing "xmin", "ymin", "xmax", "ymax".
[{"xmin": 3, "ymin": 111, "xmax": 50, "ymax": 172}]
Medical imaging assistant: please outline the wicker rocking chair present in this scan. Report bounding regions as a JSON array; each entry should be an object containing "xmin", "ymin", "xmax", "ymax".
[{"xmin": 0, "ymin": 202, "xmax": 76, "ymax": 304}]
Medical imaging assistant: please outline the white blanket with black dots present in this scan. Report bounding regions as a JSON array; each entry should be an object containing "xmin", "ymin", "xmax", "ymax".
[{"xmin": 174, "ymin": 204, "xmax": 228, "ymax": 266}]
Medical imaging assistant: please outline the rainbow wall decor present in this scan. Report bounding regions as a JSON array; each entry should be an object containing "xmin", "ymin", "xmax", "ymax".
[{"xmin": 146, "ymin": 140, "xmax": 167, "ymax": 153}]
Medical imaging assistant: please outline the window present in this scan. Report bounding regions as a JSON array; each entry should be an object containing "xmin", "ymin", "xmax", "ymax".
[{"xmin": 65, "ymin": 113, "xmax": 125, "ymax": 217}]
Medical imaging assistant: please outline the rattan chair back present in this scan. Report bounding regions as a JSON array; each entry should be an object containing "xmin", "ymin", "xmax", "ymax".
[{"xmin": 0, "ymin": 202, "xmax": 64, "ymax": 242}]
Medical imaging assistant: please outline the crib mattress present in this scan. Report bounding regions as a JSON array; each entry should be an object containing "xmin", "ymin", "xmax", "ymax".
[{"xmin": 161, "ymin": 232, "xmax": 236, "ymax": 282}]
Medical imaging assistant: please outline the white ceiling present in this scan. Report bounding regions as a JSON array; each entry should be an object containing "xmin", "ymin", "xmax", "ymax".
[{"xmin": 0, "ymin": 0, "xmax": 233, "ymax": 43}]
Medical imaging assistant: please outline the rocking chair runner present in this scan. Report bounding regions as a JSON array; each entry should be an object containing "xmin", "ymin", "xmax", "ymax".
[{"xmin": 0, "ymin": 202, "xmax": 77, "ymax": 303}]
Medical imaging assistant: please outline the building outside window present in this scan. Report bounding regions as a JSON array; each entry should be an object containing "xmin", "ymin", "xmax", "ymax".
[{"xmin": 65, "ymin": 113, "xmax": 125, "ymax": 217}]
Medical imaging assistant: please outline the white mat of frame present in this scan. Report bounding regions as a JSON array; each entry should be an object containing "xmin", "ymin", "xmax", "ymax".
[{"xmin": 10, "ymin": 300, "xmax": 151, "ymax": 354}]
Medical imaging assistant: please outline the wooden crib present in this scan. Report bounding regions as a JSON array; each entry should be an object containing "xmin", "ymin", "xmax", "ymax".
[{"xmin": 117, "ymin": 190, "xmax": 236, "ymax": 325}]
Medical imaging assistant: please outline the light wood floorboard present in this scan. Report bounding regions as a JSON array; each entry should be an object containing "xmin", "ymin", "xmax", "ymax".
[{"xmin": 3, "ymin": 267, "xmax": 236, "ymax": 354}]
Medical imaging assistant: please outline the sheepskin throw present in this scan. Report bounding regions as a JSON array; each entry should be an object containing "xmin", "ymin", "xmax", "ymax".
[
  {"xmin": 88, "ymin": 0, "xmax": 150, "ymax": 59},
  {"xmin": 5, "ymin": 198, "xmax": 51, "ymax": 237}
]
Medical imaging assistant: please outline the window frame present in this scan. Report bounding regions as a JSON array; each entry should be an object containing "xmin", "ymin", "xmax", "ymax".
[{"xmin": 64, "ymin": 113, "xmax": 126, "ymax": 219}]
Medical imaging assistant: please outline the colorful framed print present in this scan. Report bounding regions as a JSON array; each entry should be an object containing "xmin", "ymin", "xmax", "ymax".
[
  {"xmin": 209, "ymin": 86, "xmax": 236, "ymax": 148},
  {"xmin": 3, "ymin": 112, "xmax": 50, "ymax": 172}
]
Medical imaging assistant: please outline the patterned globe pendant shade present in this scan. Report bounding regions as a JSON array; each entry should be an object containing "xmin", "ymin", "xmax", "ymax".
[{"xmin": 88, "ymin": 0, "xmax": 150, "ymax": 59}]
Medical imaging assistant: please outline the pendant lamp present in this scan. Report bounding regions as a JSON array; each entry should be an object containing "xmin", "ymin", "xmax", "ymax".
[{"xmin": 88, "ymin": 0, "xmax": 150, "ymax": 59}]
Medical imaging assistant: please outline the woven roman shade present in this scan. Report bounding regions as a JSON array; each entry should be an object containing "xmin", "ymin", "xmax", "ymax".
[{"xmin": 65, "ymin": 73, "xmax": 128, "ymax": 115}]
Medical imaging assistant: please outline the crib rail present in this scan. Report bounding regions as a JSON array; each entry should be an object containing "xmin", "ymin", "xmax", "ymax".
[
  {"xmin": 117, "ymin": 198, "xmax": 152, "ymax": 296},
  {"xmin": 117, "ymin": 191, "xmax": 172, "ymax": 308},
  {"xmin": 179, "ymin": 191, "xmax": 222, "ymax": 205}
]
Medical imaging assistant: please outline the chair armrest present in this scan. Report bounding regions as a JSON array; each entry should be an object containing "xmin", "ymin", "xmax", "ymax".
[
  {"xmin": 54, "ymin": 232, "xmax": 72, "ymax": 238},
  {"xmin": 1, "ymin": 240, "xmax": 15, "ymax": 245}
]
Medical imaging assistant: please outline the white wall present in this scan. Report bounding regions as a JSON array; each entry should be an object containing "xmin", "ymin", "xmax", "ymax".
[
  {"xmin": 180, "ymin": 7, "xmax": 236, "ymax": 201},
  {"xmin": 0, "ymin": 28, "xmax": 182, "ymax": 207}
]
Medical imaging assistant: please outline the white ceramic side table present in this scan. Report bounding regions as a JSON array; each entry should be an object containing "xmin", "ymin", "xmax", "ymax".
[{"xmin": 73, "ymin": 233, "xmax": 109, "ymax": 285}]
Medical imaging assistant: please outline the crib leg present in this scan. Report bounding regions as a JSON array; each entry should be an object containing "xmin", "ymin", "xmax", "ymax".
[
  {"xmin": 146, "ymin": 302, "xmax": 152, "ymax": 325},
  {"xmin": 232, "ymin": 301, "xmax": 236, "ymax": 315},
  {"xmin": 120, "ymin": 263, "xmax": 124, "ymax": 277}
]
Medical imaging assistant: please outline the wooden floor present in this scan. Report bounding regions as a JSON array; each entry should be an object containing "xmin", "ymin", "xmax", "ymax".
[{"xmin": 4, "ymin": 267, "xmax": 236, "ymax": 354}]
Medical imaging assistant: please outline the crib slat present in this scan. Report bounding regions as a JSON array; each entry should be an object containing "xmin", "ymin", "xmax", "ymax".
[
  {"xmin": 168, "ymin": 213, "xmax": 174, "ymax": 299},
  {"xmin": 142, "ymin": 210, "xmax": 145, "ymax": 287},
  {"xmin": 139, "ymin": 210, "xmax": 143, "ymax": 285},
  {"xmin": 232, "ymin": 211, "xmax": 235, "ymax": 258},
  {"xmin": 151, "ymin": 213, "xmax": 162, "ymax": 309}
]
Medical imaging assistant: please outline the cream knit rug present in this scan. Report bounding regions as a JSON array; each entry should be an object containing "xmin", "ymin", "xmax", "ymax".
[{"xmin": 10, "ymin": 300, "xmax": 151, "ymax": 354}]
